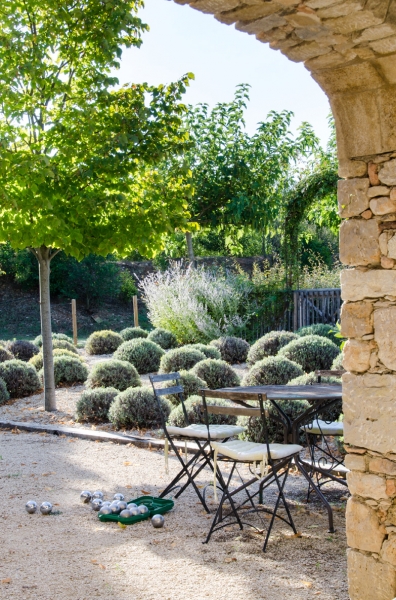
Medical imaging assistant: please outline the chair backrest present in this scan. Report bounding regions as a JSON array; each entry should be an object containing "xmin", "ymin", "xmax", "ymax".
[
  {"xmin": 315, "ymin": 369, "xmax": 344, "ymax": 383},
  {"xmin": 149, "ymin": 373, "xmax": 190, "ymax": 431}
]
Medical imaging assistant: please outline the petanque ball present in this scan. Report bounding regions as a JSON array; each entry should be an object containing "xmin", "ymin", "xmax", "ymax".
[
  {"xmin": 129, "ymin": 506, "xmax": 140, "ymax": 516},
  {"xmin": 80, "ymin": 491, "xmax": 92, "ymax": 504},
  {"xmin": 92, "ymin": 491, "xmax": 104, "ymax": 500},
  {"xmin": 113, "ymin": 493, "xmax": 124, "ymax": 501},
  {"xmin": 98, "ymin": 506, "xmax": 112, "ymax": 516},
  {"xmin": 128, "ymin": 503, "xmax": 138, "ymax": 509},
  {"xmin": 110, "ymin": 502, "xmax": 121, "ymax": 515},
  {"xmin": 151, "ymin": 514, "xmax": 165, "ymax": 529},
  {"xmin": 117, "ymin": 501, "xmax": 128, "ymax": 511},
  {"xmin": 119, "ymin": 509, "xmax": 132, "ymax": 519},
  {"xmin": 139, "ymin": 505, "xmax": 149, "ymax": 515},
  {"xmin": 40, "ymin": 502, "xmax": 53, "ymax": 515},
  {"xmin": 25, "ymin": 500, "xmax": 38, "ymax": 514},
  {"xmin": 101, "ymin": 501, "xmax": 111, "ymax": 508},
  {"xmin": 91, "ymin": 499, "xmax": 103, "ymax": 511}
]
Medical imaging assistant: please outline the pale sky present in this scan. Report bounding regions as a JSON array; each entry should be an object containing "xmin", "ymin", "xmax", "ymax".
[{"xmin": 116, "ymin": 0, "xmax": 332, "ymax": 145}]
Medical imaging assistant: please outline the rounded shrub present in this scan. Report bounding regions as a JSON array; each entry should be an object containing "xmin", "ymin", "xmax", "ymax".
[
  {"xmin": 247, "ymin": 331, "xmax": 298, "ymax": 365},
  {"xmin": 210, "ymin": 336, "xmax": 250, "ymax": 364},
  {"xmin": 184, "ymin": 343, "xmax": 221, "ymax": 360},
  {"xmin": 159, "ymin": 347, "xmax": 206, "ymax": 374},
  {"xmin": 85, "ymin": 330, "xmax": 123, "ymax": 355},
  {"xmin": 39, "ymin": 356, "xmax": 88, "ymax": 387},
  {"xmin": 114, "ymin": 339, "xmax": 164, "ymax": 374},
  {"xmin": 287, "ymin": 371, "xmax": 342, "ymax": 421},
  {"xmin": 147, "ymin": 328, "xmax": 177, "ymax": 350},
  {"xmin": 168, "ymin": 395, "xmax": 238, "ymax": 428},
  {"xmin": 120, "ymin": 326, "xmax": 148, "ymax": 341},
  {"xmin": 0, "ymin": 377, "xmax": 10, "ymax": 406},
  {"xmin": 75, "ymin": 387, "xmax": 119, "ymax": 423},
  {"xmin": 191, "ymin": 359, "xmax": 240, "ymax": 389},
  {"xmin": 288, "ymin": 371, "xmax": 342, "ymax": 386},
  {"xmin": 242, "ymin": 356, "xmax": 303, "ymax": 387},
  {"xmin": 87, "ymin": 359, "xmax": 141, "ymax": 391},
  {"xmin": 34, "ymin": 333, "xmax": 73, "ymax": 347},
  {"xmin": 165, "ymin": 370, "xmax": 207, "ymax": 406},
  {"xmin": 108, "ymin": 386, "xmax": 171, "ymax": 430},
  {"xmin": 331, "ymin": 353, "xmax": 344, "ymax": 370},
  {"xmin": 0, "ymin": 360, "xmax": 41, "ymax": 398},
  {"xmin": 297, "ymin": 323, "xmax": 341, "ymax": 347},
  {"xmin": 29, "ymin": 349, "xmax": 84, "ymax": 371},
  {"xmin": 5, "ymin": 340, "xmax": 39, "ymax": 362},
  {"xmin": 238, "ymin": 398, "xmax": 310, "ymax": 444},
  {"xmin": 0, "ymin": 346, "xmax": 14, "ymax": 363},
  {"xmin": 52, "ymin": 339, "xmax": 79, "ymax": 354},
  {"xmin": 279, "ymin": 334, "xmax": 340, "ymax": 372}
]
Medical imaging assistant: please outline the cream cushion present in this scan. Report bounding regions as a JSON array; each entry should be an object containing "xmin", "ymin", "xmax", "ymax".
[
  {"xmin": 302, "ymin": 419, "xmax": 344, "ymax": 436},
  {"xmin": 166, "ymin": 424, "xmax": 245, "ymax": 440},
  {"xmin": 210, "ymin": 439, "xmax": 302, "ymax": 462}
]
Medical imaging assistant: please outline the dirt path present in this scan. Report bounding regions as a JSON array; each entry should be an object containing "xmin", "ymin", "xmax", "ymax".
[{"xmin": 0, "ymin": 429, "xmax": 347, "ymax": 600}]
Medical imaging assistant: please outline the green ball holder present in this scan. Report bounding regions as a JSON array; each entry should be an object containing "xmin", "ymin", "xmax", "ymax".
[{"xmin": 98, "ymin": 496, "xmax": 174, "ymax": 525}]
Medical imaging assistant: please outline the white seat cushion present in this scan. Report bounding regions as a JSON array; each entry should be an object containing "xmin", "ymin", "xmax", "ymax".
[
  {"xmin": 210, "ymin": 439, "xmax": 302, "ymax": 462},
  {"xmin": 166, "ymin": 424, "xmax": 245, "ymax": 440},
  {"xmin": 302, "ymin": 419, "xmax": 344, "ymax": 436}
]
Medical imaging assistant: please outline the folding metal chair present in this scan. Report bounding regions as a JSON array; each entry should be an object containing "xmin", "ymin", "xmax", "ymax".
[
  {"xmin": 200, "ymin": 389, "xmax": 303, "ymax": 551},
  {"xmin": 149, "ymin": 373, "xmax": 245, "ymax": 513}
]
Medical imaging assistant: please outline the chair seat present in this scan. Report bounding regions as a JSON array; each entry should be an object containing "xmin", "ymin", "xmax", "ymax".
[
  {"xmin": 210, "ymin": 439, "xmax": 303, "ymax": 462},
  {"xmin": 302, "ymin": 419, "xmax": 344, "ymax": 436},
  {"xmin": 166, "ymin": 423, "xmax": 245, "ymax": 440}
]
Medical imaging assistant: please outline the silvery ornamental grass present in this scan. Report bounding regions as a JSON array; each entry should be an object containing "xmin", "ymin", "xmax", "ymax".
[{"xmin": 139, "ymin": 262, "xmax": 251, "ymax": 344}]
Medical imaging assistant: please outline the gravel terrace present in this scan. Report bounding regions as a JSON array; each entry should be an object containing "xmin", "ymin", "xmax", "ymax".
[{"xmin": 0, "ymin": 429, "xmax": 347, "ymax": 600}]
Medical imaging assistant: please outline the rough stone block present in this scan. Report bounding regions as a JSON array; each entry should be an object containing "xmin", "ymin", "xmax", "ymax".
[
  {"xmin": 343, "ymin": 339, "xmax": 372, "ymax": 372},
  {"xmin": 379, "ymin": 159, "xmax": 396, "ymax": 186},
  {"xmin": 368, "ymin": 185, "xmax": 390, "ymax": 198},
  {"xmin": 370, "ymin": 457, "xmax": 396, "ymax": 476},
  {"xmin": 382, "ymin": 535, "xmax": 396, "ymax": 567},
  {"xmin": 387, "ymin": 480, "xmax": 396, "ymax": 497},
  {"xmin": 389, "ymin": 504, "xmax": 396, "ymax": 526},
  {"xmin": 375, "ymin": 55, "xmax": 396, "ymax": 85},
  {"xmin": 341, "ymin": 269, "xmax": 396, "ymax": 302},
  {"xmin": 325, "ymin": 11, "xmax": 383, "ymax": 35},
  {"xmin": 354, "ymin": 23, "xmax": 396, "ymax": 43},
  {"xmin": 346, "ymin": 497, "xmax": 386, "ymax": 551},
  {"xmin": 370, "ymin": 196, "xmax": 396, "ymax": 215},
  {"xmin": 370, "ymin": 36, "xmax": 396, "ymax": 55},
  {"xmin": 338, "ymin": 178, "xmax": 370, "ymax": 217},
  {"xmin": 374, "ymin": 307, "xmax": 396, "ymax": 370},
  {"xmin": 369, "ymin": 161, "xmax": 381, "ymax": 186},
  {"xmin": 387, "ymin": 234, "xmax": 396, "ymax": 259},
  {"xmin": 340, "ymin": 219, "xmax": 380, "ymax": 266},
  {"xmin": 338, "ymin": 159, "xmax": 367, "ymax": 179},
  {"xmin": 347, "ymin": 471, "xmax": 388, "ymax": 500},
  {"xmin": 345, "ymin": 453, "xmax": 366, "ymax": 471},
  {"xmin": 348, "ymin": 550, "xmax": 396, "ymax": 600},
  {"xmin": 361, "ymin": 209, "xmax": 373, "ymax": 219},
  {"xmin": 284, "ymin": 41, "xmax": 331, "ymax": 61},
  {"xmin": 379, "ymin": 231, "xmax": 391, "ymax": 255},
  {"xmin": 341, "ymin": 301, "xmax": 373, "ymax": 337},
  {"xmin": 381, "ymin": 256, "xmax": 395, "ymax": 269},
  {"xmin": 343, "ymin": 373, "xmax": 396, "ymax": 454}
]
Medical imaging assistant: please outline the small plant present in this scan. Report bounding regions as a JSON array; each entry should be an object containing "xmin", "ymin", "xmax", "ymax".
[
  {"xmin": 297, "ymin": 323, "xmax": 342, "ymax": 347},
  {"xmin": 75, "ymin": 387, "xmax": 119, "ymax": 423},
  {"xmin": 159, "ymin": 347, "xmax": 206, "ymax": 374},
  {"xmin": 331, "ymin": 353, "xmax": 344, "ymax": 370},
  {"xmin": 191, "ymin": 359, "xmax": 240, "ymax": 389},
  {"xmin": 165, "ymin": 371, "xmax": 207, "ymax": 406},
  {"xmin": 85, "ymin": 330, "xmax": 123, "ymax": 355},
  {"xmin": 210, "ymin": 336, "xmax": 250, "ymax": 364},
  {"xmin": 279, "ymin": 335, "xmax": 340, "ymax": 372},
  {"xmin": 34, "ymin": 333, "xmax": 73, "ymax": 347},
  {"xmin": 0, "ymin": 346, "xmax": 14, "ymax": 363},
  {"xmin": 52, "ymin": 339, "xmax": 79, "ymax": 354},
  {"xmin": 0, "ymin": 360, "xmax": 41, "ymax": 398},
  {"xmin": 120, "ymin": 326, "xmax": 148, "ymax": 341},
  {"xmin": 0, "ymin": 377, "xmax": 10, "ymax": 406},
  {"xmin": 147, "ymin": 328, "xmax": 177, "ymax": 350},
  {"xmin": 114, "ymin": 339, "xmax": 164, "ymax": 374},
  {"xmin": 168, "ymin": 395, "xmax": 237, "ymax": 427},
  {"xmin": 247, "ymin": 331, "xmax": 298, "ymax": 364},
  {"xmin": 39, "ymin": 356, "xmax": 88, "ymax": 387},
  {"xmin": 5, "ymin": 340, "xmax": 40, "ymax": 362},
  {"xmin": 238, "ymin": 398, "xmax": 310, "ymax": 444},
  {"xmin": 242, "ymin": 356, "xmax": 303, "ymax": 386},
  {"xmin": 87, "ymin": 359, "xmax": 141, "ymax": 391},
  {"xmin": 184, "ymin": 344, "xmax": 221, "ymax": 360},
  {"xmin": 108, "ymin": 386, "xmax": 171, "ymax": 430},
  {"xmin": 118, "ymin": 270, "xmax": 138, "ymax": 304},
  {"xmin": 29, "ymin": 349, "xmax": 84, "ymax": 371}
]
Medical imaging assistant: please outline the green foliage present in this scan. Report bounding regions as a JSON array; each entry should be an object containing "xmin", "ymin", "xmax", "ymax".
[
  {"xmin": 168, "ymin": 395, "xmax": 237, "ymax": 428},
  {"xmin": 85, "ymin": 331, "xmax": 123, "ymax": 355},
  {"xmin": 159, "ymin": 347, "xmax": 206, "ymax": 374},
  {"xmin": 75, "ymin": 387, "xmax": 119, "ymax": 423},
  {"xmin": 242, "ymin": 356, "xmax": 303, "ymax": 386},
  {"xmin": 279, "ymin": 334, "xmax": 340, "ymax": 372},
  {"xmin": 191, "ymin": 359, "xmax": 240, "ymax": 389},
  {"xmin": 329, "ymin": 322, "xmax": 347, "ymax": 350},
  {"xmin": 0, "ymin": 377, "xmax": 10, "ymax": 406},
  {"xmin": 247, "ymin": 331, "xmax": 298, "ymax": 365},
  {"xmin": 0, "ymin": 346, "xmax": 14, "ymax": 363},
  {"xmin": 118, "ymin": 271, "xmax": 138, "ymax": 304},
  {"xmin": 0, "ymin": 360, "xmax": 41, "ymax": 398},
  {"xmin": 34, "ymin": 333, "xmax": 73, "ymax": 347},
  {"xmin": 120, "ymin": 327, "xmax": 148, "ymax": 341},
  {"xmin": 108, "ymin": 386, "xmax": 170, "ymax": 430},
  {"xmin": 331, "ymin": 353, "xmax": 344, "ymax": 370},
  {"xmin": 184, "ymin": 344, "xmax": 221, "ymax": 360},
  {"xmin": 288, "ymin": 371, "xmax": 341, "ymax": 386},
  {"xmin": 147, "ymin": 328, "xmax": 178, "ymax": 350},
  {"xmin": 209, "ymin": 336, "xmax": 249, "ymax": 364},
  {"xmin": 87, "ymin": 359, "xmax": 141, "ymax": 391},
  {"xmin": 114, "ymin": 339, "xmax": 164, "ymax": 374},
  {"xmin": 29, "ymin": 348, "xmax": 84, "ymax": 371},
  {"xmin": 165, "ymin": 371, "xmax": 207, "ymax": 406},
  {"xmin": 40, "ymin": 356, "xmax": 88, "ymax": 387},
  {"xmin": 297, "ymin": 323, "xmax": 342, "ymax": 347},
  {"xmin": 238, "ymin": 398, "xmax": 310, "ymax": 444},
  {"xmin": 5, "ymin": 340, "xmax": 39, "ymax": 362},
  {"xmin": 52, "ymin": 339, "xmax": 79, "ymax": 354}
]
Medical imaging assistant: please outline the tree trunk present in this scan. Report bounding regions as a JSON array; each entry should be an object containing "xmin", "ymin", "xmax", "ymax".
[
  {"xmin": 185, "ymin": 231, "xmax": 195, "ymax": 265},
  {"xmin": 36, "ymin": 246, "xmax": 57, "ymax": 411}
]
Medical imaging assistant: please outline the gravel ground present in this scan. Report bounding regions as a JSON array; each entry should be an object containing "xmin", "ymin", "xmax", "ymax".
[{"xmin": 0, "ymin": 429, "xmax": 347, "ymax": 600}]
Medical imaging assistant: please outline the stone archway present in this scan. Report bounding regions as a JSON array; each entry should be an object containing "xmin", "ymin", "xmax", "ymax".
[{"xmin": 172, "ymin": 1, "xmax": 396, "ymax": 596}]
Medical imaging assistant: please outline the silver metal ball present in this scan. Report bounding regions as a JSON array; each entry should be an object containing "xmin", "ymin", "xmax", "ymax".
[
  {"xmin": 25, "ymin": 500, "xmax": 38, "ymax": 514},
  {"xmin": 129, "ymin": 506, "xmax": 140, "ymax": 516},
  {"xmin": 113, "ymin": 493, "xmax": 124, "ymax": 501},
  {"xmin": 101, "ymin": 501, "xmax": 111, "ymax": 508},
  {"xmin": 80, "ymin": 491, "xmax": 92, "ymax": 504},
  {"xmin": 40, "ymin": 502, "xmax": 53, "ymax": 515},
  {"xmin": 139, "ymin": 504, "xmax": 149, "ymax": 515},
  {"xmin": 117, "ymin": 501, "xmax": 128, "ymax": 511},
  {"xmin": 91, "ymin": 499, "xmax": 103, "ymax": 511},
  {"xmin": 98, "ymin": 506, "xmax": 112, "ymax": 516},
  {"xmin": 110, "ymin": 502, "xmax": 121, "ymax": 515},
  {"xmin": 119, "ymin": 509, "xmax": 132, "ymax": 519},
  {"xmin": 128, "ymin": 503, "xmax": 138, "ymax": 509},
  {"xmin": 151, "ymin": 514, "xmax": 165, "ymax": 529},
  {"xmin": 92, "ymin": 491, "xmax": 104, "ymax": 500}
]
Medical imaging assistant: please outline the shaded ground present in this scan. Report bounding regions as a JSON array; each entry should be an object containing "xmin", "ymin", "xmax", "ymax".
[{"xmin": 0, "ymin": 429, "xmax": 347, "ymax": 600}]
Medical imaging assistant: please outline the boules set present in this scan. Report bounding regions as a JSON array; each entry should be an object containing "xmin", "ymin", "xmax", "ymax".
[
  {"xmin": 128, "ymin": 506, "xmax": 140, "ymax": 516},
  {"xmin": 117, "ymin": 501, "xmax": 128, "ymax": 511},
  {"xmin": 110, "ymin": 502, "xmax": 121, "ymax": 515},
  {"xmin": 98, "ymin": 506, "xmax": 112, "ymax": 516},
  {"xmin": 113, "ymin": 493, "xmax": 124, "ymax": 502},
  {"xmin": 92, "ymin": 491, "xmax": 104, "ymax": 500},
  {"xmin": 139, "ymin": 505, "xmax": 149, "ymax": 515},
  {"xmin": 40, "ymin": 502, "xmax": 53, "ymax": 515},
  {"xmin": 80, "ymin": 491, "xmax": 92, "ymax": 504},
  {"xmin": 91, "ymin": 499, "xmax": 103, "ymax": 512},
  {"xmin": 119, "ymin": 509, "xmax": 132, "ymax": 518},
  {"xmin": 151, "ymin": 514, "xmax": 165, "ymax": 529}
]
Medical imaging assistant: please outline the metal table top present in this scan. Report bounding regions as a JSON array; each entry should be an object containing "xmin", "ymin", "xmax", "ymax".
[{"xmin": 217, "ymin": 384, "xmax": 342, "ymax": 401}]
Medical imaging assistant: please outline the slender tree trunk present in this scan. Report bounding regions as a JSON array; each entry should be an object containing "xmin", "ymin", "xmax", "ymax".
[
  {"xmin": 185, "ymin": 231, "xmax": 195, "ymax": 265},
  {"xmin": 36, "ymin": 246, "xmax": 57, "ymax": 411}
]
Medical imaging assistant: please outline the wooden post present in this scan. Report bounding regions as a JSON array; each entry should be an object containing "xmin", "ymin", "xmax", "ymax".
[
  {"xmin": 132, "ymin": 295, "xmax": 139, "ymax": 328},
  {"xmin": 71, "ymin": 299, "xmax": 78, "ymax": 346},
  {"xmin": 293, "ymin": 291, "xmax": 299, "ymax": 332}
]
